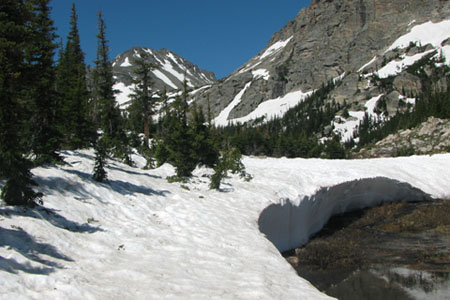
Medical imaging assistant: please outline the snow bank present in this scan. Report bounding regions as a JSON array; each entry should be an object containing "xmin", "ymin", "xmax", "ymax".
[
  {"xmin": 114, "ymin": 82, "xmax": 136, "ymax": 108},
  {"xmin": 213, "ymin": 82, "xmax": 252, "ymax": 126},
  {"xmin": 231, "ymin": 89, "xmax": 312, "ymax": 125},
  {"xmin": 387, "ymin": 20, "xmax": 450, "ymax": 52},
  {"xmin": 120, "ymin": 57, "xmax": 132, "ymax": 67},
  {"xmin": 252, "ymin": 69, "xmax": 270, "ymax": 81},
  {"xmin": 376, "ymin": 49, "xmax": 435, "ymax": 79},
  {"xmin": 152, "ymin": 69, "xmax": 178, "ymax": 89},
  {"xmin": 259, "ymin": 36, "xmax": 293, "ymax": 60},
  {"xmin": 259, "ymin": 177, "xmax": 430, "ymax": 252},
  {"xmin": 1, "ymin": 151, "xmax": 450, "ymax": 299},
  {"xmin": 358, "ymin": 19, "xmax": 450, "ymax": 78},
  {"xmin": 332, "ymin": 111, "xmax": 365, "ymax": 142},
  {"xmin": 215, "ymin": 87, "xmax": 313, "ymax": 126}
]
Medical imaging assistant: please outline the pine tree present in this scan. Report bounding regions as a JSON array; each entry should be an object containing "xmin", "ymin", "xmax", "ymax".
[
  {"xmin": 92, "ymin": 11, "xmax": 131, "ymax": 165},
  {"xmin": 155, "ymin": 81, "xmax": 196, "ymax": 178},
  {"xmin": 92, "ymin": 137, "xmax": 108, "ymax": 182},
  {"xmin": 56, "ymin": 2, "xmax": 94, "ymax": 149},
  {"xmin": 189, "ymin": 103, "xmax": 218, "ymax": 168},
  {"xmin": 128, "ymin": 52, "xmax": 155, "ymax": 147},
  {"xmin": 26, "ymin": 0, "xmax": 62, "ymax": 164},
  {"xmin": 0, "ymin": 0, "xmax": 42, "ymax": 205},
  {"xmin": 210, "ymin": 147, "xmax": 251, "ymax": 190},
  {"xmin": 92, "ymin": 11, "xmax": 123, "ymax": 142}
]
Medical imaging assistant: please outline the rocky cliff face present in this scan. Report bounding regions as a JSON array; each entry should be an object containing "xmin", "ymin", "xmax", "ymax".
[
  {"xmin": 112, "ymin": 47, "xmax": 216, "ymax": 107},
  {"xmin": 192, "ymin": 0, "xmax": 450, "ymax": 126},
  {"xmin": 355, "ymin": 117, "xmax": 450, "ymax": 158}
]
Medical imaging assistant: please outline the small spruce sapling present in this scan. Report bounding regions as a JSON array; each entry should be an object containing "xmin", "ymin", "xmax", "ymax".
[
  {"xmin": 93, "ymin": 138, "xmax": 108, "ymax": 182},
  {"xmin": 210, "ymin": 148, "xmax": 252, "ymax": 190}
]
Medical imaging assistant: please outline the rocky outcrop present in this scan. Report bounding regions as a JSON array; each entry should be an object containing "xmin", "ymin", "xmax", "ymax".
[
  {"xmin": 355, "ymin": 117, "xmax": 450, "ymax": 158},
  {"xmin": 193, "ymin": 0, "xmax": 450, "ymax": 123},
  {"xmin": 393, "ymin": 73, "xmax": 422, "ymax": 97}
]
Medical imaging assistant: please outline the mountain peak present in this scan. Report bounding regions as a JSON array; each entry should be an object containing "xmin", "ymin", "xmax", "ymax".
[
  {"xmin": 112, "ymin": 46, "xmax": 216, "ymax": 107},
  {"xmin": 191, "ymin": 0, "xmax": 450, "ymax": 127}
]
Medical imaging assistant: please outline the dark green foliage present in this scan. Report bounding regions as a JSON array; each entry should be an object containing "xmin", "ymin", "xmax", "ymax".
[
  {"xmin": 1, "ymin": 153, "xmax": 43, "ymax": 206},
  {"xmin": 165, "ymin": 113, "xmax": 197, "ymax": 178},
  {"xmin": 92, "ymin": 137, "xmax": 108, "ymax": 182},
  {"xmin": 374, "ymin": 95, "xmax": 387, "ymax": 116},
  {"xmin": 56, "ymin": 3, "xmax": 94, "ymax": 149},
  {"xmin": 216, "ymin": 81, "xmax": 345, "ymax": 159},
  {"xmin": 26, "ymin": 0, "xmax": 63, "ymax": 164},
  {"xmin": 0, "ymin": 0, "xmax": 42, "ymax": 205},
  {"xmin": 189, "ymin": 104, "xmax": 219, "ymax": 168},
  {"xmin": 92, "ymin": 11, "xmax": 128, "ymax": 160},
  {"xmin": 210, "ymin": 148, "xmax": 251, "ymax": 190},
  {"xmin": 155, "ymin": 82, "xmax": 219, "ymax": 178},
  {"xmin": 322, "ymin": 135, "xmax": 347, "ymax": 159},
  {"xmin": 406, "ymin": 50, "xmax": 438, "ymax": 76},
  {"xmin": 92, "ymin": 11, "xmax": 123, "ymax": 140},
  {"xmin": 155, "ymin": 87, "xmax": 196, "ymax": 177},
  {"xmin": 353, "ymin": 57, "xmax": 450, "ymax": 150},
  {"xmin": 128, "ymin": 52, "xmax": 155, "ymax": 147}
]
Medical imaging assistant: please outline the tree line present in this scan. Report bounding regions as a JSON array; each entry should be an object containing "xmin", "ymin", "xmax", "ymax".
[
  {"xmin": 214, "ymin": 81, "xmax": 348, "ymax": 159},
  {"xmin": 4, "ymin": 1, "xmax": 447, "ymax": 207},
  {"xmin": 0, "ymin": 1, "xmax": 127, "ymax": 205},
  {"xmin": 0, "ymin": 0, "xmax": 248, "ymax": 206},
  {"xmin": 351, "ymin": 52, "xmax": 450, "ymax": 151}
]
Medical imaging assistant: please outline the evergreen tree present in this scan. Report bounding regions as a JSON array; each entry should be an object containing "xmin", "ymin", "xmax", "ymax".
[
  {"xmin": 128, "ymin": 52, "xmax": 155, "ymax": 147},
  {"xmin": 155, "ymin": 82, "xmax": 220, "ymax": 179},
  {"xmin": 56, "ymin": 2, "xmax": 93, "ymax": 149},
  {"xmin": 189, "ymin": 103, "xmax": 219, "ymax": 168},
  {"xmin": 26, "ymin": 0, "xmax": 62, "ymax": 164},
  {"xmin": 155, "ymin": 81, "xmax": 196, "ymax": 178},
  {"xmin": 92, "ymin": 137, "xmax": 108, "ymax": 182},
  {"xmin": 210, "ymin": 147, "xmax": 251, "ymax": 190},
  {"xmin": 92, "ymin": 11, "xmax": 123, "ymax": 142},
  {"xmin": 0, "ymin": 0, "xmax": 42, "ymax": 205},
  {"xmin": 92, "ymin": 11, "xmax": 131, "ymax": 165}
]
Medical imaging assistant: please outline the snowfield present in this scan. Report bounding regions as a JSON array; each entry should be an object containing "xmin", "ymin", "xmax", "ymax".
[{"xmin": 1, "ymin": 151, "xmax": 450, "ymax": 299}]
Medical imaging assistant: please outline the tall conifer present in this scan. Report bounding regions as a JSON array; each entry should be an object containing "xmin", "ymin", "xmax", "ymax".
[
  {"xmin": 0, "ymin": 0, "xmax": 42, "ymax": 205},
  {"xmin": 26, "ymin": 0, "xmax": 62, "ymax": 164},
  {"xmin": 57, "ymin": 2, "xmax": 93, "ymax": 149},
  {"xmin": 129, "ymin": 52, "xmax": 155, "ymax": 147},
  {"xmin": 91, "ymin": 11, "xmax": 130, "ymax": 167},
  {"xmin": 92, "ymin": 11, "xmax": 123, "ymax": 141}
]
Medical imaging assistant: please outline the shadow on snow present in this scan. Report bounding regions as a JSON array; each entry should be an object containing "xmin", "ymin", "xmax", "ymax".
[
  {"xmin": 0, "ymin": 206, "xmax": 103, "ymax": 234},
  {"xmin": 107, "ymin": 165, "xmax": 162, "ymax": 179},
  {"xmin": 63, "ymin": 169, "xmax": 170, "ymax": 197},
  {"xmin": 0, "ymin": 225, "xmax": 73, "ymax": 275}
]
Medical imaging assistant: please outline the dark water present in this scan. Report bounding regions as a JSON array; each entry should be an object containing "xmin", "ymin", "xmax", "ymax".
[
  {"xmin": 283, "ymin": 200, "xmax": 450, "ymax": 299},
  {"xmin": 295, "ymin": 264, "xmax": 450, "ymax": 300}
]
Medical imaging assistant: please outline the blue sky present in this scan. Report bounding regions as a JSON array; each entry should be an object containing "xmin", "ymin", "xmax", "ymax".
[{"xmin": 51, "ymin": 0, "xmax": 311, "ymax": 79}]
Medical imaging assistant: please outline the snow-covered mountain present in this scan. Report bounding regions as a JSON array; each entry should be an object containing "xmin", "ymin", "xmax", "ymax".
[
  {"xmin": 1, "ymin": 150, "xmax": 450, "ymax": 298},
  {"xmin": 192, "ymin": 0, "xmax": 450, "ymax": 131},
  {"xmin": 112, "ymin": 47, "xmax": 216, "ymax": 108}
]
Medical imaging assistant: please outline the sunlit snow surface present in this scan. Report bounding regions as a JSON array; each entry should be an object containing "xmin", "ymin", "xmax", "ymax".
[
  {"xmin": 252, "ymin": 69, "xmax": 270, "ymax": 80},
  {"xmin": 214, "ymin": 86, "xmax": 312, "ymax": 127},
  {"xmin": 120, "ymin": 57, "xmax": 132, "ymax": 67},
  {"xmin": 359, "ymin": 20, "xmax": 450, "ymax": 79},
  {"xmin": 231, "ymin": 89, "xmax": 313, "ymax": 125},
  {"xmin": 213, "ymin": 82, "xmax": 252, "ymax": 126},
  {"xmin": 343, "ymin": 19, "xmax": 450, "ymax": 142},
  {"xmin": 1, "ymin": 150, "xmax": 450, "ymax": 299},
  {"xmin": 259, "ymin": 36, "xmax": 293, "ymax": 60},
  {"xmin": 387, "ymin": 20, "xmax": 450, "ymax": 52},
  {"xmin": 114, "ymin": 82, "xmax": 136, "ymax": 108}
]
